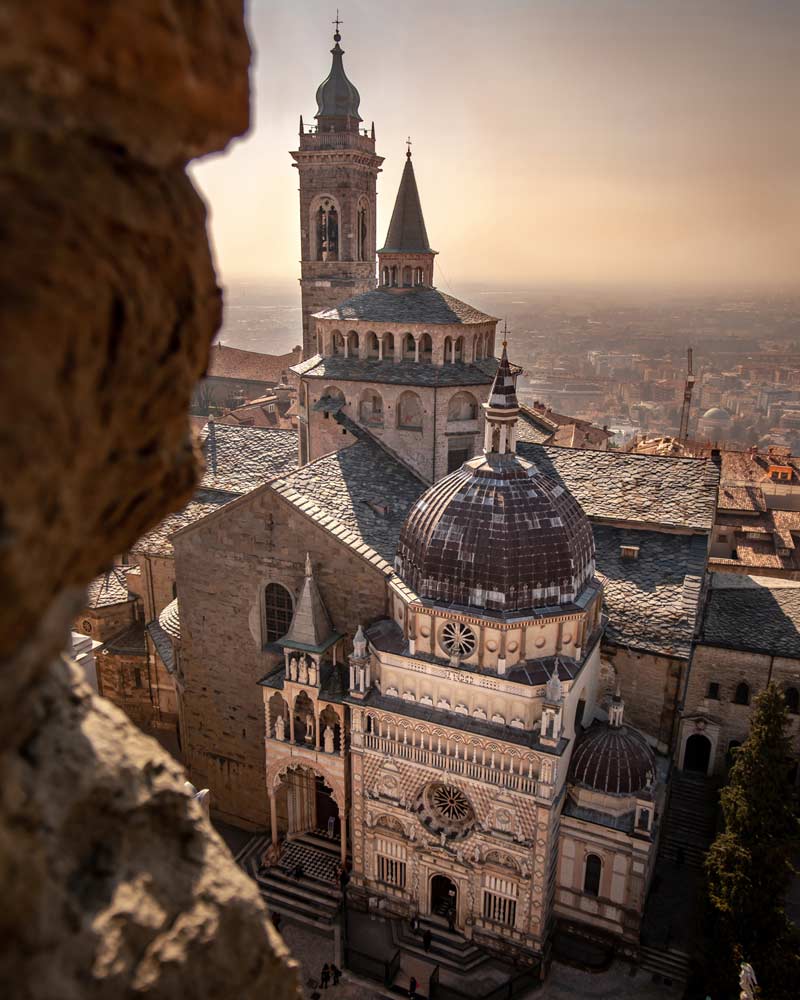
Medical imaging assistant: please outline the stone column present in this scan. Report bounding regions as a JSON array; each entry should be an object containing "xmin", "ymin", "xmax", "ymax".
[{"xmin": 270, "ymin": 791, "xmax": 279, "ymax": 850}]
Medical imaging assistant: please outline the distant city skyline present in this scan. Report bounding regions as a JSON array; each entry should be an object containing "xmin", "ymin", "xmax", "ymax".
[{"xmin": 192, "ymin": 0, "xmax": 800, "ymax": 292}]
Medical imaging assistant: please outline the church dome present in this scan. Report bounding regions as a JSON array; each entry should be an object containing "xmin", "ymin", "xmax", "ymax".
[
  {"xmin": 569, "ymin": 721, "xmax": 655, "ymax": 796},
  {"xmin": 315, "ymin": 33, "xmax": 362, "ymax": 123},
  {"xmin": 396, "ymin": 452, "xmax": 595, "ymax": 614},
  {"xmin": 702, "ymin": 406, "xmax": 730, "ymax": 422}
]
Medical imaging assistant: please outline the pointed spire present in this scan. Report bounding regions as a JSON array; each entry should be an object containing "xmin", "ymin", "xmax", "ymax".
[
  {"xmin": 379, "ymin": 152, "xmax": 432, "ymax": 253},
  {"xmin": 281, "ymin": 553, "xmax": 335, "ymax": 650},
  {"xmin": 487, "ymin": 335, "xmax": 520, "ymax": 411}
]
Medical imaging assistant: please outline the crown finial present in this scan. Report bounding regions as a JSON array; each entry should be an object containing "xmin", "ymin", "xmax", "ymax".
[
  {"xmin": 333, "ymin": 9, "xmax": 342, "ymax": 42},
  {"xmin": 406, "ymin": 136, "xmax": 412, "ymax": 158}
]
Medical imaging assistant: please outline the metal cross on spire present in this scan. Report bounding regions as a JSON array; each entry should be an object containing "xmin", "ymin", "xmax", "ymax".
[
  {"xmin": 502, "ymin": 318, "xmax": 509, "ymax": 348},
  {"xmin": 333, "ymin": 9, "xmax": 343, "ymax": 37},
  {"xmin": 406, "ymin": 136, "xmax": 412, "ymax": 158}
]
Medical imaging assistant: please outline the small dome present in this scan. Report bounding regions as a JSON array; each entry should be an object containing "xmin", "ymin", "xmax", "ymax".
[
  {"xmin": 158, "ymin": 598, "xmax": 180, "ymax": 641},
  {"xmin": 702, "ymin": 407, "xmax": 730, "ymax": 421},
  {"xmin": 315, "ymin": 37, "xmax": 362, "ymax": 122},
  {"xmin": 396, "ymin": 452, "xmax": 595, "ymax": 614},
  {"xmin": 569, "ymin": 722, "xmax": 655, "ymax": 795}
]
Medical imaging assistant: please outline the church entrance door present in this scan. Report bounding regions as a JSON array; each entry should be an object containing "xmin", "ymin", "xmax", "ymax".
[
  {"xmin": 430, "ymin": 874, "xmax": 458, "ymax": 921},
  {"xmin": 683, "ymin": 733, "xmax": 712, "ymax": 774}
]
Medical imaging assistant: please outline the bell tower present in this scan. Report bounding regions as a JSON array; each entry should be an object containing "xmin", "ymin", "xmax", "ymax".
[{"xmin": 291, "ymin": 21, "xmax": 383, "ymax": 359}]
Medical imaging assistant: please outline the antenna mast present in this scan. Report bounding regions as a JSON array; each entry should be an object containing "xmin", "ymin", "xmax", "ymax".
[{"xmin": 678, "ymin": 346, "xmax": 695, "ymax": 443}]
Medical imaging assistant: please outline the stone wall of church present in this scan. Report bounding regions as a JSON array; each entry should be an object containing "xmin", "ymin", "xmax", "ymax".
[
  {"xmin": 602, "ymin": 644, "xmax": 684, "ymax": 752},
  {"xmin": 680, "ymin": 643, "xmax": 800, "ymax": 775},
  {"xmin": 74, "ymin": 600, "xmax": 139, "ymax": 644},
  {"xmin": 175, "ymin": 487, "xmax": 391, "ymax": 828}
]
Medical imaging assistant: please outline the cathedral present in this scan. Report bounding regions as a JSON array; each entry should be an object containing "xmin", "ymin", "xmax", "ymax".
[{"xmin": 134, "ymin": 24, "xmax": 725, "ymax": 971}]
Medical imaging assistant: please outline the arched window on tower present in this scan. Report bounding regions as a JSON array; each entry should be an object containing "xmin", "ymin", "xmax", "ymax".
[
  {"xmin": 391, "ymin": 265, "xmax": 398, "ymax": 287},
  {"xmin": 734, "ymin": 682, "xmax": 750, "ymax": 706},
  {"xmin": 397, "ymin": 391, "xmax": 423, "ymax": 431},
  {"xmin": 414, "ymin": 267, "xmax": 423, "ymax": 286},
  {"xmin": 359, "ymin": 388, "xmax": 384, "ymax": 427},
  {"xmin": 366, "ymin": 332, "xmax": 380, "ymax": 359},
  {"xmin": 454, "ymin": 337, "xmax": 464, "ymax": 362},
  {"xmin": 419, "ymin": 333, "xmax": 432, "ymax": 363},
  {"xmin": 382, "ymin": 266, "xmax": 390, "ymax": 287},
  {"xmin": 583, "ymin": 854, "xmax": 602, "ymax": 897},
  {"xmin": 264, "ymin": 583, "xmax": 293, "ymax": 644},
  {"xmin": 316, "ymin": 200, "xmax": 339, "ymax": 261},
  {"xmin": 403, "ymin": 333, "xmax": 416, "ymax": 361},
  {"xmin": 402, "ymin": 266, "xmax": 412, "ymax": 287},
  {"xmin": 357, "ymin": 203, "xmax": 368, "ymax": 262},
  {"xmin": 474, "ymin": 334, "xmax": 483, "ymax": 361}
]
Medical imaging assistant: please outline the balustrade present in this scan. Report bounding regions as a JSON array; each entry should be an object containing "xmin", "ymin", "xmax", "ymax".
[{"xmin": 363, "ymin": 732, "xmax": 540, "ymax": 795}]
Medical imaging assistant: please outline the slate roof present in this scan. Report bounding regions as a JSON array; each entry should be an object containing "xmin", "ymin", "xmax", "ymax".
[
  {"xmin": 133, "ymin": 426, "xmax": 298, "ymax": 558},
  {"xmin": 518, "ymin": 443, "xmax": 719, "ymax": 531},
  {"xmin": 700, "ymin": 575, "xmax": 800, "ymax": 659},
  {"xmin": 379, "ymin": 154, "xmax": 432, "ymax": 253},
  {"xmin": 270, "ymin": 439, "xmax": 427, "ymax": 569},
  {"xmin": 147, "ymin": 620, "xmax": 176, "ymax": 674},
  {"xmin": 99, "ymin": 623, "xmax": 146, "ymax": 657},
  {"xmin": 516, "ymin": 409, "xmax": 553, "ymax": 445},
  {"xmin": 292, "ymin": 355, "xmax": 497, "ymax": 388},
  {"xmin": 86, "ymin": 567, "xmax": 134, "ymax": 609},
  {"xmin": 311, "ymin": 287, "xmax": 497, "ymax": 326},
  {"xmin": 593, "ymin": 526, "xmax": 707, "ymax": 658}
]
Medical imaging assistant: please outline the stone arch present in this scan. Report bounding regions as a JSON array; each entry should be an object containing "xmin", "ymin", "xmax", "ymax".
[
  {"xmin": 402, "ymin": 265, "xmax": 412, "ymax": 287},
  {"xmin": 583, "ymin": 853, "xmax": 602, "ymax": 896},
  {"xmin": 358, "ymin": 387, "xmax": 384, "ymax": 426},
  {"xmin": 683, "ymin": 732, "xmax": 712, "ymax": 773},
  {"xmin": 268, "ymin": 759, "xmax": 345, "ymax": 813},
  {"xmin": 734, "ymin": 681, "xmax": 750, "ymax": 705},
  {"xmin": 419, "ymin": 332, "xmax": 432, "ymax": 363},
  {"xmin": 414, "ymin": 266, "xmax": 424, "ymax": 286},
  {"xmin": 447, "ymin": 391, "xmax": 479, "ymax": 422},
  {"xmin": 376, "ymin": 814, "xmax": 405, "ymax": 835},
  {"xmin": 346, "ymin": 330, "xmax": 359, "ymax": 358},
  {"xmin": 390, "ymin": 265, "xmax": 398, "ymax": 287},
  {"xmin": 474, "ymin": 333, "xmax": 483, "ymax": 361},
  {"xmin": 357, "ymin": 196, "xmax": 369, "ymax": 262},
  {"xmin": 366, "ymin": 331, "xmax": 380, "ymax": 359},
  {"xmin": 310, "ymin": 193, "xmax": 340, "ymax": 262},
  {"xmin": 444, "ymin": 336, "xmax": 453, "ymax": 363},
  {"xmin": 454, "ymin": 336, "xmax": 464, "ymax": 362},
  {"xmin": 397, "ymin": 390, "xmax": 423, "ymax": 430},
  {"xmin": 402, "ymin": 332, "xmax": 416, "ymax": 361},
  {"xmin": 382, "ymin": 331, "xmax": 395, "ymax": 359},
  {"xmin": 319, "ymin": 704, "xmax": 342, "ymax": 753},
  {"xmin": 321, "ymin": 384, "xmax": 345, "ymax": 408},
  {"xmin": 381, "ymin": 265, "xmax": 390, "ymax": 287},
  {"xmin": 332, "ymin": 330, "xmax": 345, "ymax": 356},
  {"xmin": 484, "ymin": 849, "xmax": 521, "ymax": 875},
  {"xmin": 267, "ymin": 691, "xmax": 289, "ymax": 738}
]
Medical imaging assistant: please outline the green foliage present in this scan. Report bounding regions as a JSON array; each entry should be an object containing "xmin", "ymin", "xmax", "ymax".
[{"xmin": 704, "ymin": 683, "xmax": 800, "ymax": 998}]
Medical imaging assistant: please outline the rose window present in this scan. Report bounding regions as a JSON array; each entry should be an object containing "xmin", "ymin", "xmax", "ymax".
[
  {"xmin": 431, "ymin": 784, "xmax": 471, "ymax": 822},
  {"xmin": 414, "ymin": 781, "xmax": 476, "ymax": 841},
  {"xmin": 440, "ymin": 622, "xmax": 476, "ymax": 658}
]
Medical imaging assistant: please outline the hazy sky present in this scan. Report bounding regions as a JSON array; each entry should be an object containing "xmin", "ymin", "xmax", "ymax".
[{"xmin": 192, "ymin": 0, "xmax": 800, "ymax": 292}]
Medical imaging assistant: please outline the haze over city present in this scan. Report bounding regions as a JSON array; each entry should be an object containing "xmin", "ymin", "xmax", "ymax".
[{"xmin": 194, "ymin": 0, "xmax": 800, "ymax": 294}]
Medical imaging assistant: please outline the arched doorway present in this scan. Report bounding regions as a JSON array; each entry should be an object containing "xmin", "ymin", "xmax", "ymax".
[
  {"xmin": 273, "ymin": 764, "xmax": 340, "ymax": 840},
  {"xmin": 684, "ymin": 733, "xmax": 711, "ymax": 774},
  {"xmin": 430, "ymin": 874, "xmax": 458, "ymax": 920}
]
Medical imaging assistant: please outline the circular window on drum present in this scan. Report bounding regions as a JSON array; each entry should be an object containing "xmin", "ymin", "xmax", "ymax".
[{"xmin": 440, "ymin": 622, "xmax": 476, "ymax": 658}]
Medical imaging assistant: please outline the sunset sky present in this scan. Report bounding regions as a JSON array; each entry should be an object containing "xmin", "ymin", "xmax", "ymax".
[{"xmin": 192, "ymin": 0, "xmax": 800, "ymax": 292}]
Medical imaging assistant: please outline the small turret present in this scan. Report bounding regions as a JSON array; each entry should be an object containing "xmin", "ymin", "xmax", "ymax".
[
  {"xmin": 377, "ymin": 144, "xmax": 437, "ymax": 290},
  {"xmin": 349, "ymin": 624, "xmax": 371, "ymax": 699},
  {"xmin": 540, "ymin": 663, "xmax": 564, "ymax": 748},
  {"xmin": 483, "ymin": 333, "xmax": 521, "ymax": 456}
]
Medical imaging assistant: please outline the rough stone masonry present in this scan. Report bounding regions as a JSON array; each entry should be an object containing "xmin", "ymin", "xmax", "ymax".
[{"xmin": 0, "ymin": 3, "xmax": 300, "ymax": 997}]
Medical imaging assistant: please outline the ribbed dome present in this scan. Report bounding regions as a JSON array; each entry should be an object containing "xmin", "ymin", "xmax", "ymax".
[
  {"xmin": 570, "ymin": 722, "xmax": 655, "ymax": 795},
  {"xmin": 315, "ymin": 36, "xmax": 362, "ymax": 122},
  {"xmin": 158, "ymin": 598, "xmax": 180, "ymax": 641},
  {"xmin": 702, "ymin": 407, "xmax": 730, "ymax": 421},
  {"xmin": 395, "ymin": 452, "xmax": 596, "ymax": 614}
]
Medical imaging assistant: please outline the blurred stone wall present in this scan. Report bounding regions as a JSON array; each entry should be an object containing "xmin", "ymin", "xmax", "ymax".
[{"xmin": 0, "ymin": 3, "xmax": 300, "ymax": 996}]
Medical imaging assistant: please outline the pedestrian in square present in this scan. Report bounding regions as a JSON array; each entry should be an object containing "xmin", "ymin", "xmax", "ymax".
[
  {"xmin": 423, "ymin": 928, "xmax": 432, "ymax": 952},
  {"xmin": 409, "ymin": 975, "xmax": 417, "ymax": 999},
  {"xmin": 320, "ymin": 964, "xmax": 331, "ymax": 989},
  {"xmin": 330, "ymin": 964, "xmax": 342, "ymax": 986}
]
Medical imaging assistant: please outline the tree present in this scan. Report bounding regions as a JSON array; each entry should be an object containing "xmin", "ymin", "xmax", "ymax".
[{"xmin": 704, "ymin": 684, "xmax": 800, "ymax": 998}]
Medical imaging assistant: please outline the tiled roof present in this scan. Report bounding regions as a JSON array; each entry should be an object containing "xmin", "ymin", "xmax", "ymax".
[
  {"xmin": 594, "ymin": 526, "xmax": 708, "ymax": 658},
  {"xmin": 270, "ymin": 439, "xmax": 427, "ymax": 569},
  {"xmin": 516, "ymin": 408, "xmax": 553, "ymax": 445},
  {"xmin": 199, "ymin": 424, "xmax": 298, "ymax": 494},
  {"xmin": 313, "ymin": 287, "xmax": 497, "ymax": 326},
  {"xmin": 518, "ymin": 443, "xmax": 719, "ymax": 531},
  {"xmin": 100, "ymin": 622, "xmax": 146, "ymax": 657},
  {"xmin": 716, "ymin": 485, "xmax": 767, "ymax": 512},
  {"xmin": 134, "ymin": 427, "xmax": 299, "ymax": 558},
  {"xmin": 207, "ymin": 344, "xmax": 301, "ymax": 383},
  {"xmin": 700, "ymin": 575, "xmax": 800, "ymax": 659},
  {"xmin": 720, "ymin": 450, "xmax": 800, "ymax": 485},
  {"xmin": 292, "ymin": 354, "xmax": 497, "ymax": 387},
  {"xmin": 86, "ymin": 567, "xmax": 134, "ymax": 609}
]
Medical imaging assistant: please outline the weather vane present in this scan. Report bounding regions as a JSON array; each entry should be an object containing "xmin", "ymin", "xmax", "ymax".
[{"xmin": 406, "ymin": 136, "xmax": 412, "ymax": 158}]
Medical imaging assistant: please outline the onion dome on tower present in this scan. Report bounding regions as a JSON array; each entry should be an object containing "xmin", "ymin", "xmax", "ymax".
[
  {"xmin": 395, "ymin": 344, "xmax": 596, "ymax": 614},
  {"xmin": 569, "ymin": 691, "xmax": 655, "ymax": 795},
  {"xmin": 315, "ymin": 24, "xmax": 362, "ymax": 130}
]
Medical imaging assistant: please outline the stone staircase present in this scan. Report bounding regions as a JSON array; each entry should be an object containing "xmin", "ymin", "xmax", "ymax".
[
  {"xmin": 638, "ymin": 943, "xmax": 691, "ymax": 985},
  {"xmin": 658, "ymin": 770, "xmax": 718, "ymax": 869},
  {"xmin": 391, "ymin": 916, "xmax": 491, "ymax": 975},
  {"xmin": 236, "ymin": 830, "xmax": 343, "ymax": 929}
]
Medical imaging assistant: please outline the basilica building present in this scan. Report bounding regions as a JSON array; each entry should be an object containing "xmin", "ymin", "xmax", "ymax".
[{"xmin": 143, "ymin": 24, "xmax": 721, "ymax": 972}]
